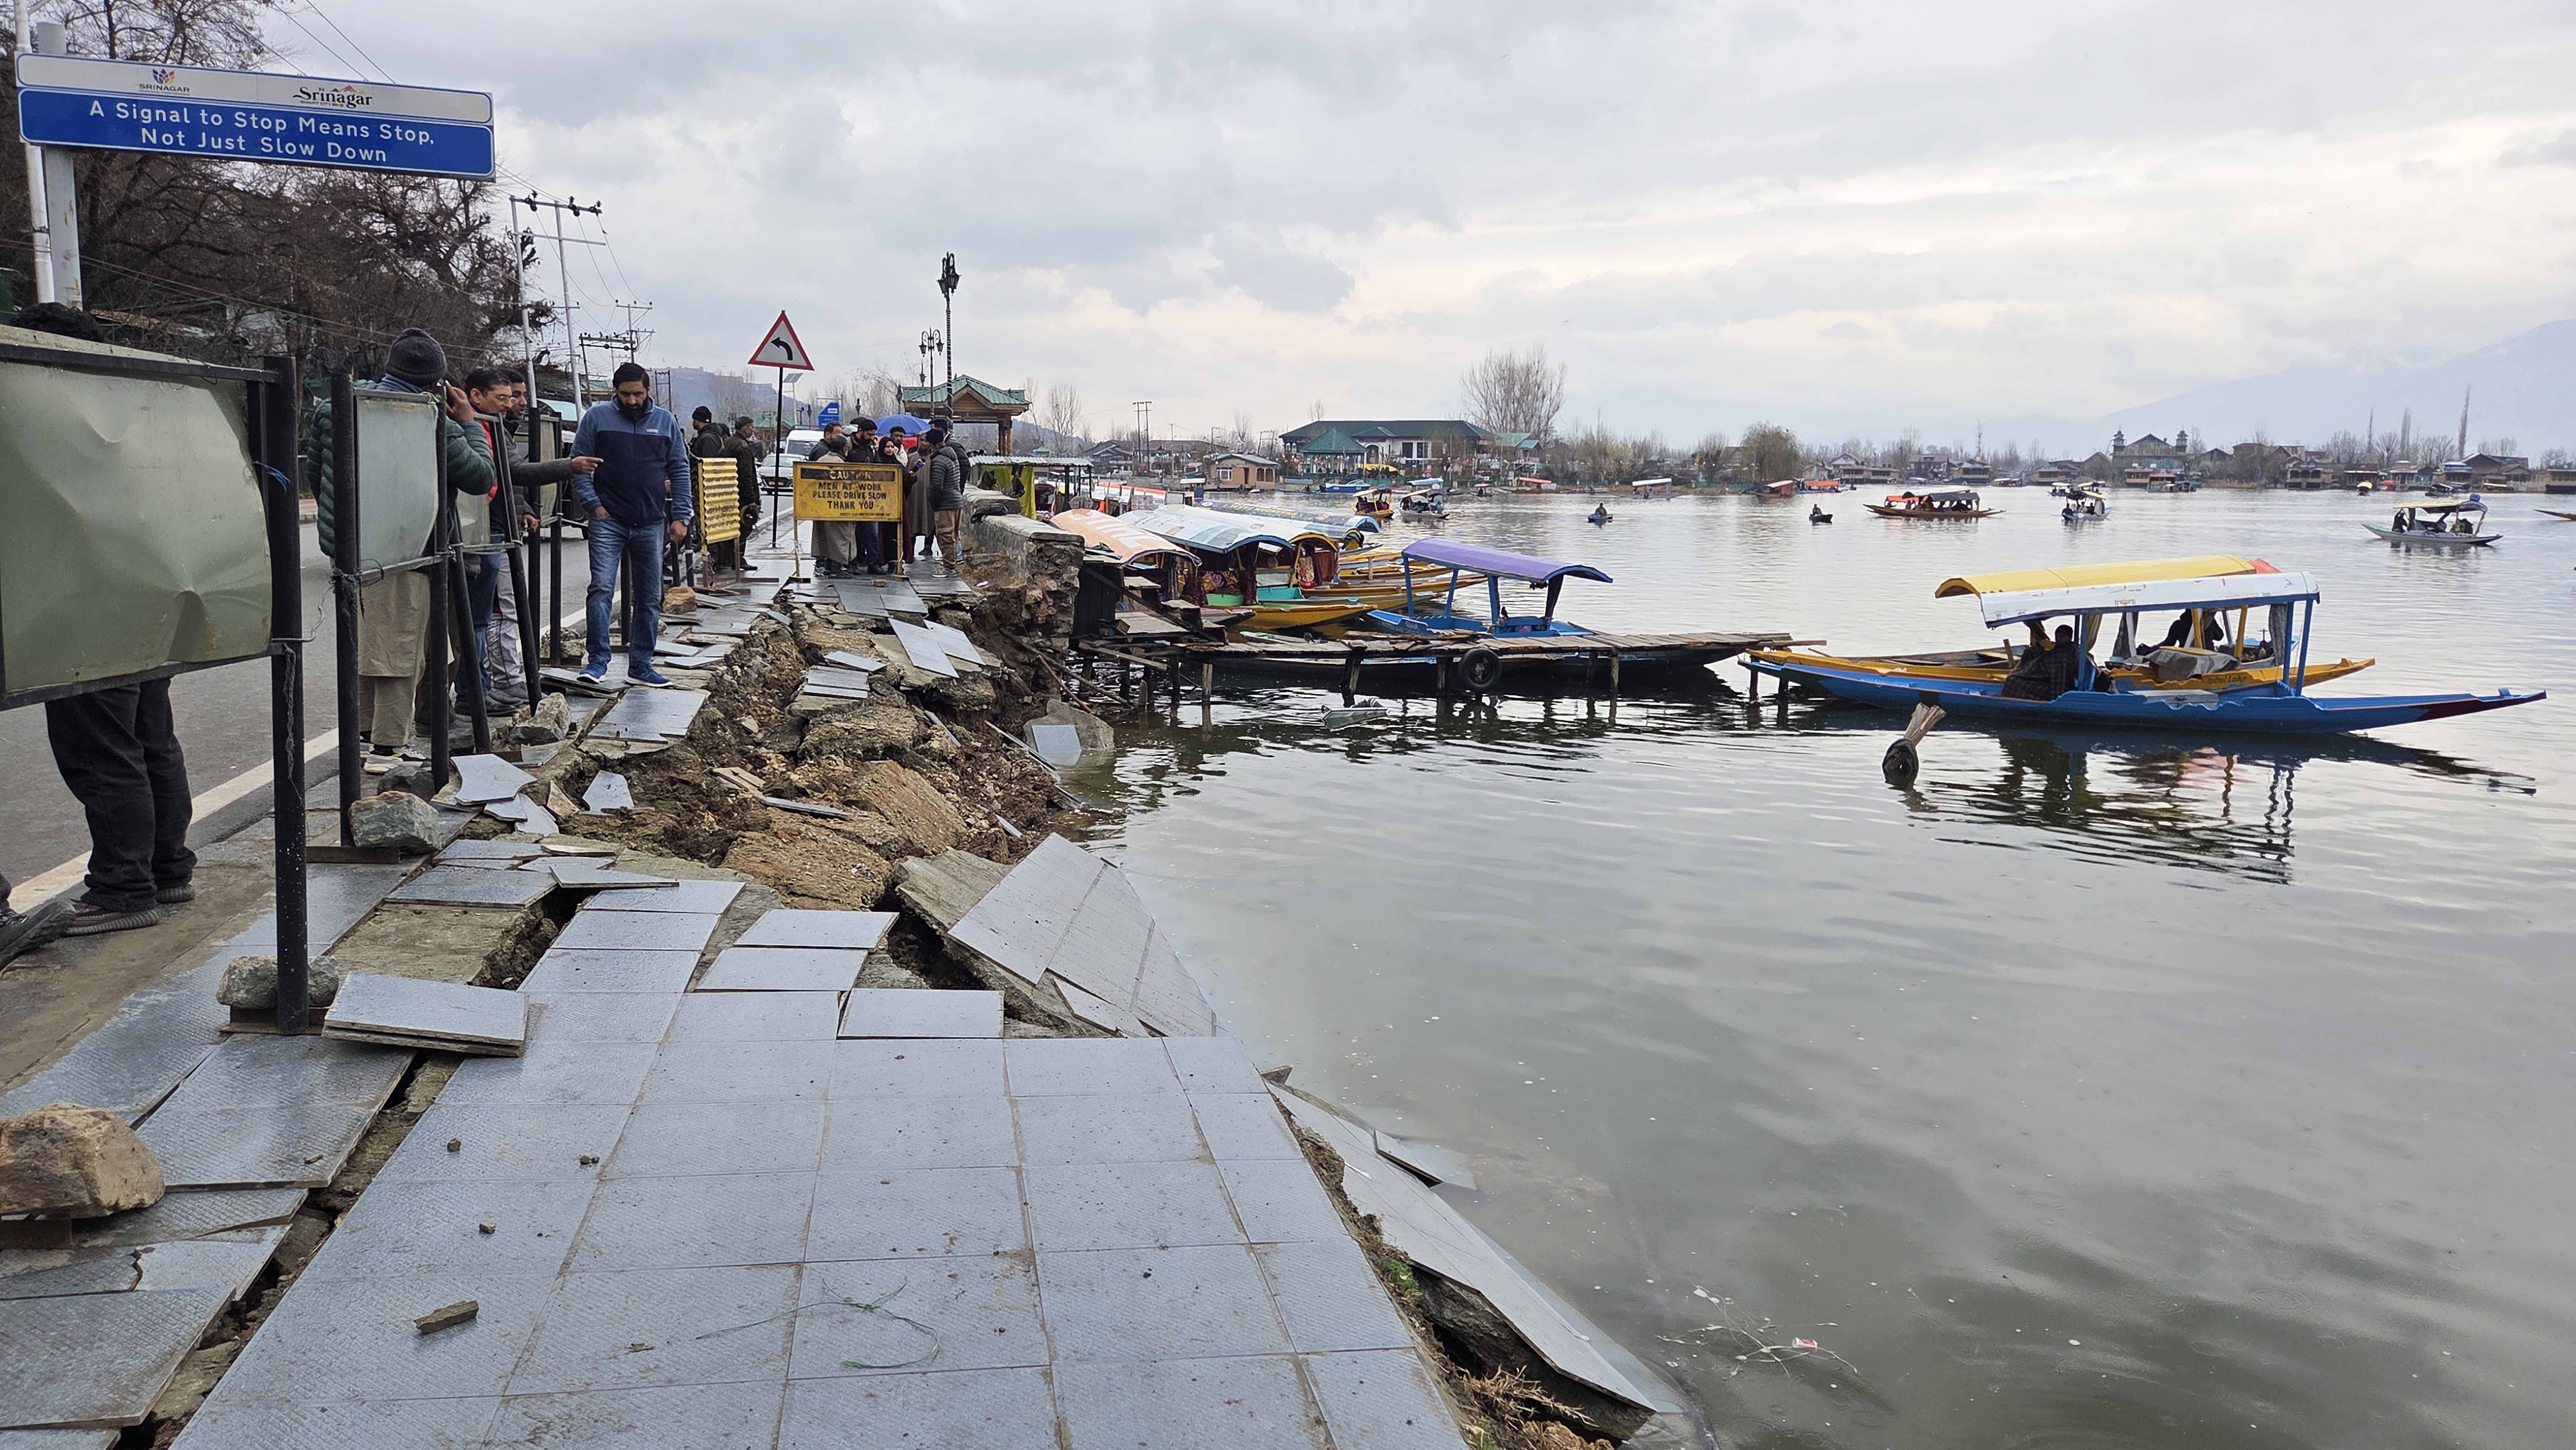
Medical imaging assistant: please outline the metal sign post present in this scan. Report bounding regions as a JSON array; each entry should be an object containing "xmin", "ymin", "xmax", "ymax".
[{"xmin": 748, "ymin": 312, "xmax": 814, "ymax": 578}]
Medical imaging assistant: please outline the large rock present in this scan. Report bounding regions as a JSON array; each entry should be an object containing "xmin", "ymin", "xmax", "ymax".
[
  {"xmin": 350, "ymin": 790, "xmax": 440, "ymax": 852},
  {"xmin": 516, "ymin": 693, "xmax": 571, "ymax": 745},
  {"xmin": 852, "ymin": 761, "xmax": 967, "ymax": 856},
  {"xmin": 217, "ymin": 954, "xmax": 347, "ymax": 1009},
  {"xmin": 0, "ymin": 1103, "xmax": 166, "ymax": 1218},
  {"xmin": 722, "ymin": 817, "xmax": 891, "ymax": 908}
]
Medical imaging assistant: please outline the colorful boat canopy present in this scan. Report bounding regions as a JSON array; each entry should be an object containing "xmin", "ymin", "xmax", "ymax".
[
  {"xmin": 1051, "ymin": 509, "xmax": 1201, "ymax": 566},
  {"xmin": 1934, "ymin": 555, "xmax": 2260, "ymax": 599},
  {"xmin": 1133, "ymin": 503, "xmax": 1334, "ymax": 554},
  {"xmin": 1397, "ymin": 538, "xmax": 1612, "ymax": 585},
  {"xmin": 1971, "ymin": 570, "xmax": 2320, "ymax": 627}
]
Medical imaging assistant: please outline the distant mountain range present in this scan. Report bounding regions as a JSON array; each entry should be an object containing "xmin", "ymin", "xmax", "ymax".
[{"xmin": 1985, "ymin": 321, "xmax": 2576, "ymax": 460}]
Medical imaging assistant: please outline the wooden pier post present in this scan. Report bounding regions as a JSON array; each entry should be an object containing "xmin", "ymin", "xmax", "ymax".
[
  {"xmin": 1609, "ymin": 648, "xmax": 1621, "ymax": 697},
  {"xmin": 1342, "ymin": 651, "xmax": 1361, "ymax": 705},
  {"xmin": 1200, "ymin": 662, "xmax": 1214, "ymax": 727}
]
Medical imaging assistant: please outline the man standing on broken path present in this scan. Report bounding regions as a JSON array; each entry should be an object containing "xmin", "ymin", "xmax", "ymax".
[{"xmin": 571, "ymin": 362, "xmax": 693, "ymax": 686}]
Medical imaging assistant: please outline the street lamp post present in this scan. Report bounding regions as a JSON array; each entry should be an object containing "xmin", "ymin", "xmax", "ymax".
[{"xmin": 937, "ymin": 254, "xmax": 960, "ymax": 421}]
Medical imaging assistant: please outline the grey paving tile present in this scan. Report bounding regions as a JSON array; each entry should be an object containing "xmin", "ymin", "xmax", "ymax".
[
  {"xmin": 569, "ymin": 1172, "xmax": 815, "ymax": 1272},
  {"xmin": 1002, "ymin": 1038, "xmax": 1177, "ymax": 1097},
  {"xmin": 297, "ymin": 1179, "xmax": 590, "ymax": 1284},
  {"xmin": 522, "ymin": 991, "xmax": 680, "ymax": 1045},
  {"xmin": 518, "ymin": 949, "xmax": 699, "ymax": 995},
  {"xmin": 483, "ymin": 1381, "xmax": 784, "ymax": 1448},
  {"xmin": 1372, "ymin": 1132, "xmax": 1478, "ymax": 1191},
  {"xmin": 385, "ymin": 867, "xmax": 555, "ymax": 908},
  {"xmin": 156, "ymin": 1033, "xmax": 410, "ymax": 1112},
  {"xmin": 437, "ymin": 839, "xmax": 547, "ymax": 862},
  {"xmin": 588, "ymin": 879, "xmax": 746, "ymax": 915},
  {"xmin": 1055, "ymin": 1355, "xmax": 1324, "ymax": 1449},
  {"xmin": 169, "ymin": 1394, "xmax": 500, "ymax": 1449},
  {"xmin": 666, "ymin": 991, "xmax": 843, "ymax": 1043},
  {"xmin": 829, "ymin": 1040, "xmax": 1005, "ymax": 1100},
  {"xmin": 818, "ymin": 1095, "xmax": 1018, "ymax": 1172},
  {"xmin": 440, "ymin": 1042, "xmax": 658, "ymax": 1108},
  {"xmin": 1013, "ymin": 1093, "xmax": 1205, "ymax": 1165},
  {"xmin": 778, "ymin": 1368, "xmax": 1055, "ymax": 1450},
  {"xmin": 1255, "ymin": 1241, "xmax": 1415, "ymax": 1353},
  {"xmin": 325, "ymin": 974, "xmax": 526, "ymax": 1052},
  {"xmin": 1190, "ymin": 1091, "xmax": 1300, "ymax": 1162},
  {"xmin": 375, "ymin": 1104, "xmax": 629, "ymax": 1184},
  {"xmin": 1301, "ymin": 1350, "xmax": 1459, "ymax": 1449},
  {"xmin": 0, "ymin": 1287, "xmax": 227, "ymax": 1429},
  {"xmin": 551, "ymin": 910, "xmax": 722, "ymax": 954},
  {"xmin": 1037, "ymin": 1246, "xmax": 1290, "ymax": 1362},
  {"xmin": 0, "ymin": 1429, "xmax": 116, "ymax": 1449},
  {"xmin": 137, "ymin": 1102, "xmax": 379, "ymax": 1189},
  {"xmin": 696, "ymin": 947, "xmax": 869, "ymax": 992},
  {"xmin": 31, "ymin": 1188, "xmax": 301, "ymax": 1251},
  {"xmin": 505, "ymin": 1265, "xmax": 800, "ymax": 1395},
  {"xmin": 1220, "ymin": 1161, "xmax": 1347, "ymax": 1245},
  {"xmin": 0, "ymin": 1234, "xmax": 281, "ymax": 1304},
  {"xmin": 1023, "ymin": 1161, "xmax": 1242, "ymax": 1252},
  {"xmin": 735, "ymin": 910, "xmax": 896, "ymax": 951},
  {"xmin": 1163, "ymin": 1035, "xmax": 1265, "ymax": 1093},
  {"xmin": 807, "ymin": 1169, "xmax": 1026, "ymax": 1261},
  {"xmin": 609, "ymin": 1100, "xmax": 827, "ymax": 1179},
  {"xmin": 787, "ymin": 1257, "xmax": 1043, "ymax": 1379},
  {"xmin": 206, "ymin": 1271, "xmax": 556, "ymax": 1406},
  {"xmin": 837, "ymin": 989, "xmax": 1002, "ymax": 1039},
  {"xmin": 638, "ymin": 1041, "xmax": 833, "ymax": 1104}
]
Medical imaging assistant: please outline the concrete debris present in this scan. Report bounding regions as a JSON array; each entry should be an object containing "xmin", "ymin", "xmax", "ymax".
[
  {"xmin": 516, "ymin": 692, "xmax": 572, "ymax": 744},
  {"xmin": 216, "ymin": 955, "xmax": 347, "ymax": 1010},
  {"xmin": 760, "ymin": 795, "xmax": 850, "ymax": 820},
  {"xmin": 484, "ymin": 793, "xmax": 559, "ymax": 838},
  {"xmin": 0, "ymin": 1103, "xmax": 166, "ymax": 1218},
  {"xmin": 347, "ymin": 791, "xmax": 440, "ymax": 854},
  {"xmin": 414, "ymin": 1299, "xmax": 479, "ymax": 1334},
  {"xmin": 581, "ymin": 772, "xmax": 635, "ymax": 813},
  {"xmin": 888, "ymin": 849, "xmax": 1011, "ymax": 936},
  {"xmin": 451, "ymin": 753, "xmax": 535, "ymax": 804}
]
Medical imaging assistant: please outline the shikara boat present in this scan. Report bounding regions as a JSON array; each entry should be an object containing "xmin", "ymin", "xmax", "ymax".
[
  {"xmin": 1748, "ymin": 556, "xmax": 2374, "ymax": 695},
  {"xmin": 2367, "ymin": 496, "xmax": 2498, "ymax": 547},
  {"xmin": 1749, "ymin": 568, "xmax": 2541, "ymax": 735},
  {"xmin": 2061, "ymin": 486, "xmax": 2108, "ymax": 522},
  {"xmin": 1868, "ymin": 488, "xmax": 1997, "ymax": 518},
  {"xmin": 2539, "ymin": 509, "xmax": 2576, "ymax": 522},
  {"xmin": 1130, "ymin": 505, "xmax": 1371, "ymax": 629}
]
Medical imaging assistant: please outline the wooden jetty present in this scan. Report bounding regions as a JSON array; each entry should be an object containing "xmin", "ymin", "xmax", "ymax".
[{"xmin": 1079, "ymin": 627, "xmax": 1812, "ymax": 705}]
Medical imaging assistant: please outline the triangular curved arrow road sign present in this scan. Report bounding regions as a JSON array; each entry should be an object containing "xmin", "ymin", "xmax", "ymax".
[{"xmin": 748, "ymin": 311, "xmax": 813, "ymax": 371}]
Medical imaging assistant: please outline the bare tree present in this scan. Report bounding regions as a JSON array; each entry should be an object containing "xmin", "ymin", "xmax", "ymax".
[
  {"xmin": 1309, "ymin": 399, "xmax": 1325, "ymax": 422},
  {"xmin": 1039, "ymin": 384, "xmax": 1086, "ymax": 441},
  {"xmin": 1742, "ymin": 422, "xmax": 1801, "ymax": 481},
  {"xmin": 1461, "ymin": 342, "xmax": 1568, "ymax": 443}
]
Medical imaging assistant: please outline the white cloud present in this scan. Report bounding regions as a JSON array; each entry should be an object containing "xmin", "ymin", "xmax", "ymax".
[{"xmin": 289, "ymin": 0, "xmax": 2576, "ymax": 442}]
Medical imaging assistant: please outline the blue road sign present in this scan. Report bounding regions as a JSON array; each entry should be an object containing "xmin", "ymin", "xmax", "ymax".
[
  {"xmin": 13, "ymin": 54, "xmax": 493, "ymax": 179},
  {"xmin": 818, "ymin": 400, "xmax": 841, "ymax": 426}
]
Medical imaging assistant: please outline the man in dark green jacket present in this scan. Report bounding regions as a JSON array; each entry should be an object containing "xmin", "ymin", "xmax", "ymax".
[{"xmin": 309, "ymin": 329, "xmax": 493, "ymax": 763}]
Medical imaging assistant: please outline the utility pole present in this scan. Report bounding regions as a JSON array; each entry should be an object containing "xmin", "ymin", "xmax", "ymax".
[
  {"xmin": 22, "ymin": 20, "xmax": 81, "ymax": 304},
  {"xmin": 513, "ymin": 194, "xmax": 604, "ymax": 408},
  {"xmin": 614, "ymin": 300, "xmax": 654, "ymax": 358}
]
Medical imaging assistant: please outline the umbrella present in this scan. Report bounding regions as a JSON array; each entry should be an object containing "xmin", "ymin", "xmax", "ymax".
[{"xmin": 876, "ymin": 413, "xmax": 933, "ymax": 435}]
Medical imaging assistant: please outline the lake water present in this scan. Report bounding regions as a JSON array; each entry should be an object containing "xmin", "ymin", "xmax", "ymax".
[{"xmin": 1083, "ymin": 489, "xmax": 2576, "ymax": 1450}]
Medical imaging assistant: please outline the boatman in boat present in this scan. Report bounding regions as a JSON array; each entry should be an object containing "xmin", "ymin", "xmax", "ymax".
[{"xmin": 1999, "ymin": 623, "xmax": 2083, "ymax": 701}]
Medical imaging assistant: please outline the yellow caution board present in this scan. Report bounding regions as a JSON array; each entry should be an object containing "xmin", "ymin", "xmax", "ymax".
[
  {"xmin": 696, "ymin": 457, "xmax": 742, "ymax": 543},
  {"xmin": 794, "ymin": 461, "xmax": 902, "ymax": 521}
]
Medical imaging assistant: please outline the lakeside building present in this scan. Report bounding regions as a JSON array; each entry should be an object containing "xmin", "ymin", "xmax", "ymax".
[
  {"xmin": 1206, "ymin": 451, "xmax": 1281, "ymax": 490},
  {"xmin": 1279, "ymin": 418, "xmax": 1495, "ymax": 471},
  {"xmin": 899, "ymin": 375, "xmax": 1033, "ymax": 453}
]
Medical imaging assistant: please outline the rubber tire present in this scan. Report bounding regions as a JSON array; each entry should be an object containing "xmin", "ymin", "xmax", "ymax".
[
  {"xmin": 1881, "ymin": 738, "xmax": 1920, "ymax": 783},
  {"xmin": 1459, "ymin": 646, "xmax": 1503, "ymax": 692}
]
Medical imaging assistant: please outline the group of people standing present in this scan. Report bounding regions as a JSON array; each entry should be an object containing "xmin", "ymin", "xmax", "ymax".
[{"xmin": 799, "ymin": 417, "xmax": 972, "ymax": 578}]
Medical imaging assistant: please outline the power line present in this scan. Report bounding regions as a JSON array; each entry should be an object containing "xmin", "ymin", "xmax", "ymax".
[
  {"xmin": 299, "ymin": 2, "xmax": 393, "ymax": 83},
  {"xmin": 274, "ymin": 9, "xmax": 366, "ymax": 77}
]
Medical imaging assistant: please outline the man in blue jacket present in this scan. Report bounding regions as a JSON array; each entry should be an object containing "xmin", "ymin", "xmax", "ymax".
[{"xmin": 571, "ymin": 362, "xmax": 693, "ymax": 684}]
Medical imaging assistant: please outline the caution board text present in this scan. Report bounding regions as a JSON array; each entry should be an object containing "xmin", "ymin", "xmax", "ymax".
[{"xmin": 793, "ymin": 461, "xmax": 901, "ymax": 521}]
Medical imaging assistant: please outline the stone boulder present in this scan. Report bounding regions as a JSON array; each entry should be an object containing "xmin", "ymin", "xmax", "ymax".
[
  {"xmin": 799, "ymin": 699, "xmax": 921, "ymax": 759},
  {"xmin": 0, "ymin": 1103, "xmax": 165, "ymax": 1218},
  {"xmin": 217, "ymin": 954, "xmax": 348, "ymax": 1009},
  {"xmin": 516, "ymin": 693, "xmax": 571, "ymax": 745},
  {"xmin": 350, "ymin": 790, "xmax": 440, "ymax": 852},
  {"xmin": 852, "ymin": 760, "xmax": 966, "ymax": 856}
]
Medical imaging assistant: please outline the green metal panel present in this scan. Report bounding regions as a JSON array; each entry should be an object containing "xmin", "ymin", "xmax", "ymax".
[{"xmin": 0, "ymin": 353, "xmax": 270, "ymax": 693}]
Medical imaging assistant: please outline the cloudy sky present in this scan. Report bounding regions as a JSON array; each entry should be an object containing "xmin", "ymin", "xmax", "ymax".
[{"xmin": 292, "ymin": 1, "xmax": 2576, "ymax": 446}]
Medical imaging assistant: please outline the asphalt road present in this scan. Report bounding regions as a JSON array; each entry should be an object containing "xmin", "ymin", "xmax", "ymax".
[{"xmin": 0, "ymin": 523, "xmax": 590, "ymax": 901}]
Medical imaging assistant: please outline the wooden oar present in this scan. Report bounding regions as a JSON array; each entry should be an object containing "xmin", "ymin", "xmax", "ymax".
[{"xmin": 1882, "ymin": 697, "xmax": 1946, "ymax": 782}]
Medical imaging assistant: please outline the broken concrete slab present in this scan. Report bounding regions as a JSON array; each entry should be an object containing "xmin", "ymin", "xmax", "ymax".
[
  {"xmin": 0, "ymin": 1286, "xmax": 228, "ymax": 1430},
  {"xmin": 695, "ymin": 947, "xmax": 869, "ymax": 993},
  {"xmin": 581, "ymin": 773, "xmax": 634, "ymax": 813},
  {"xmin": 1374, "ymin": 1131, "xmax": 1478, "ymax": 1192},
  {"xmin": 889, "ymin": 849, "xmax": 1011, "ymax": 936},
  {"xmin": 837, "ymin": 989, "xmax": 1003, "ymax": 1039},
  {"xmin": 0, "ymin": 1104, "xmax": 165, "ymax": 1219},
  {"xmin": 482, "ymin": 793, "xmax": 558, "ymax": 839},
  {"xmin": 324, "ymin": 975, "xmax": 527, "ymax": 1057},
  {"xmin": 887, "ymin": 620, "xmax": 958, "ymax": 677},
  {"xmin": 452, "ymin": 755, "xmax": 536, "ymax": 805},
  {"xmin": 733, "ymin": 909, "xmax": 895, "ymax": 952}
]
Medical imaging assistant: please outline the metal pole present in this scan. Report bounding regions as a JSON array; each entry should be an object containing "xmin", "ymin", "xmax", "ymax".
[
  {"xmin": 18, "ymin": 1, "xmax": 52, "ymax": 302},
  {"xmin": 549, "ymin": 513, "xmax": 565, "ymax": 666},
  {"xmin": 29, "ymin": 21, "xmax": 80, "ymax": 305},
  {"xmin": 489, "ymin": 414, "xmax": 542, "ymax": 706},
  {"xmin": 256, "ymin": 358, "xmax": 311, "ymax": 1031},
  {"xmin": 425, "ymin": 433, "xmax": 455, "ymax": 796},
  {"xmin": 451, "ymin": 545, "xmax": 492, "ymax": 752},
  {"xmin": 330, "ymin": 366, "xmax": 361, "ymax": 843}
]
